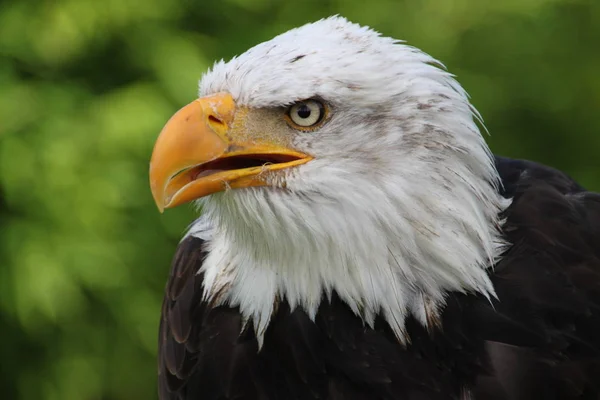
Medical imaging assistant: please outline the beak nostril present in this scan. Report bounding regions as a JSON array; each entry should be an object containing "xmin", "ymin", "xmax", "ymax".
[{"xmin": 208, "ymin": 115, "xmax": 224, "ymax": 126}]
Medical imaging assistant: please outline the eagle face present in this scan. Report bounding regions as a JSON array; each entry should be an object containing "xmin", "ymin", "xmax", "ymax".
[
  {"xmin": 151, "ymin": 16, "xmax": 482, "ymax": 211},
  {"xmin": 194, "ymin": 17, "xmax": 479, "ymax": 204},
  {"xmin": 149, "ymin": 16, "xmax": 510, "ymax": 344}
]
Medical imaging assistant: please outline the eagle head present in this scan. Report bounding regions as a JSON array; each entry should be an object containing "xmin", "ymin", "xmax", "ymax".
[{"xmin": 149, "ymin": 16, "xmax": 510, "ymax": 344}]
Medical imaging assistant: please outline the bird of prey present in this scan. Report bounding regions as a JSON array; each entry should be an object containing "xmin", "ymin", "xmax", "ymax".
[{"xmin": 149, "ymin": 16, "xmax": 600, "ymax": 400}]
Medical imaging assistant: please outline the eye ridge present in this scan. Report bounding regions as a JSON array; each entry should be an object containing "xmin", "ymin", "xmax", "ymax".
[{"xmin": 285, "ymin": 99, "xmax": 327, "ymax": 130}]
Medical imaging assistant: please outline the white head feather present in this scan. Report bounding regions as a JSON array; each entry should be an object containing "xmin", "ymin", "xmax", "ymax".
[{"xmin": 187, "ymin": 16, "xmax": 511, "ymax": 346}]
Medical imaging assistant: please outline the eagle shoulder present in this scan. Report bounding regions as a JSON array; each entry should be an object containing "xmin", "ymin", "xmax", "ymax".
[{"xmin": 473, "ymin": 156, "xmax": 600, "ymax": 398}]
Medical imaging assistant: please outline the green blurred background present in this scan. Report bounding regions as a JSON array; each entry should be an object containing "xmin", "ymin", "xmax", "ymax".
[{"xmin": 0, "ymin": 0, "xmax": 598, "ymax": 398}]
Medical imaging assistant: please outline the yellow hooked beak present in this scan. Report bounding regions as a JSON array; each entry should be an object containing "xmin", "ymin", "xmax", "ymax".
[{"xmin": 149, "ymin": 93, "xmax": 312, "ymax": 212}]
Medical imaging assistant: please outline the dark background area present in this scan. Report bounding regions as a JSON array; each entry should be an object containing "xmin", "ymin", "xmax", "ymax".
[{"xmin": 0, "ymin": 0, "xmax": 598, "ymax": 398}]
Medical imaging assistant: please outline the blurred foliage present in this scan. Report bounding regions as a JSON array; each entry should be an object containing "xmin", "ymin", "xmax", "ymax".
[{"xmin": 0, "ymin": 0, "xmax": 598, "ymax": 398}]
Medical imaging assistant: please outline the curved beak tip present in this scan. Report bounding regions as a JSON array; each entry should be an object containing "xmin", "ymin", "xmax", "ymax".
[{"xmin": 149, "ymin": 181, "xmax": 166, "ymax": 213}]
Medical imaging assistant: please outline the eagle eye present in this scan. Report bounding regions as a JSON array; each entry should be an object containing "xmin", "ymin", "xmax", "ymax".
[{"xmin": 285, "ymin": 99, "xmax": 327, "ymax": 130}]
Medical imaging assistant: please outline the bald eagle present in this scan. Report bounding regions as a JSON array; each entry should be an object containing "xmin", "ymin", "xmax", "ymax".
[{"xmin": 149, "ymin": 17, "xmax": 600, "ymax": 400}]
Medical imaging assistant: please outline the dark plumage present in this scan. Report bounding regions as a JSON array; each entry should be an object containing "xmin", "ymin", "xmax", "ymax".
[{"xmin": 158, "ymin": 156, "xmax": 600, "ymax": 400}]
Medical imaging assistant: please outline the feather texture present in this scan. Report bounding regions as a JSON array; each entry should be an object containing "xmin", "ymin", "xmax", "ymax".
[
  {"xmin": 194, "ymin": 16, "xmax": 510, "ymax": 344},
  {"xmin": 158, "ymin": 157, "xmax": 600, "ymax": 399}
]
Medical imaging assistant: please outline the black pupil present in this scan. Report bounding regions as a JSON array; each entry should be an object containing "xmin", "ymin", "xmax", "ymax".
[{"xmin": 297, "ymin": 104, "xmax": 312, "ymax": 119}]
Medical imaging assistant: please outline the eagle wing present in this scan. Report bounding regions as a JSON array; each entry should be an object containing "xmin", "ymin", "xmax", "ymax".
[
  {"xmin": 472, "ymin": 157, "xmax": 600, "ymax": 399},
  {"xmin": 158, "ymin": 236, "xmax": 207, "ymax": 400}
]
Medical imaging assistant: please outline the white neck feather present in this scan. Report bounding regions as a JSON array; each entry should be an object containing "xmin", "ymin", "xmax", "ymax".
[
  {"xmin": 187, "ymin": 131, "xmax": 510, "ymax": 346},
  {"xmin": 185, "ymin": 16, "xmax": 513, "ymax": 347}
]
